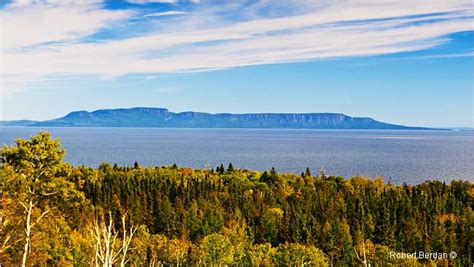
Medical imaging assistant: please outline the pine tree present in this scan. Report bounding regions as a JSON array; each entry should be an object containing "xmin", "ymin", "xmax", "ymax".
[
  {"xmin": 227, "ymin": 163, "xmax": 235, "ymax": 172},
  {"xmin": 218, "ymin": 164, "xmax": 225, "ymax": 174}
]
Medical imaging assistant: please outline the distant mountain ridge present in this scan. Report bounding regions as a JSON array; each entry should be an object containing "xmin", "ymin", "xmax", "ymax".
[
  {"xmin": 1, "ymin": 107, "xmax": 430, "ymax": 129},
  {"xmin": 0, "ymin": 120, "xmax": 38, "ymax": 126}
]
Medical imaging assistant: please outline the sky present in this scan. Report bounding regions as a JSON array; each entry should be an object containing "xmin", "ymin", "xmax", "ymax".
[{"xmin": 0, "ymin": 0, "xmax": 473, "ymax": 127}]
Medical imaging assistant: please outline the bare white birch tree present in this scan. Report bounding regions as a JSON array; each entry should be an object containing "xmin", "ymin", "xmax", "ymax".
[
  {"xmin": 92, "ymin": 212, "xmax": 137, "ymax": 267},
  {"xmin": 120, "ymin": 214, "xmax": 137, "ymax": 267},
  {"xmin": 354, "ymin": 240, "xmax": 370, "ymax": 267}
]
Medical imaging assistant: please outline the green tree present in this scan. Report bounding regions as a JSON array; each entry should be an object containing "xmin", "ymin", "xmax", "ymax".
[
  {"xmin": 275, "ymin": 243, "xmax": 329, "ymax": 266},
  {"xmin": 260, "ymin": 208, "xmax": 283, "ymax": 245},
  {"xmin": 227, "ymin": 163, "xmax": 235, "ymax": 172},
  {"xmin": 1, "ymin": 132, "xmax": 85, "ymax": 266},
  {"xmin": 218, "ymin": 164, "xmax": 225, "ymax": 174},
  {"xmin": 197, "ymin": 233, "xmax": 234, "ymax": 265},
  {"xmin": 248, "ymin": 243, "xmax": 276, "ymax": 266}
]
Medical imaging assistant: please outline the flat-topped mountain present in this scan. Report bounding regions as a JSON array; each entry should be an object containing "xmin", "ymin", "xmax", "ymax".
[{"xmin": 2, "ymin": 107, "xmax": 429, "ymax": 129}]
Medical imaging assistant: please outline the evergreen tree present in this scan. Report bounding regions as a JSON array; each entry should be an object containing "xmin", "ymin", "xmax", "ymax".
[
  {"xmin": 227, "ymin": 163, "xmax": 235, "ymax": 172},
  {"xmin": 218, "ymin": 164, "xmax": 225, "ymax": 174}
]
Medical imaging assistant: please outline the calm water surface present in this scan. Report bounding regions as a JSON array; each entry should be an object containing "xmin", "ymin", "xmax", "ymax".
[{"xmin": 1, "ymin": 127, "xmax": 473, "ymax": 184}]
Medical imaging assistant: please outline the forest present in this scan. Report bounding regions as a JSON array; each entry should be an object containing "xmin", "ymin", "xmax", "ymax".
[{"xmin": 1, "ymin": 132, "xmax": 473, "ymax": 266}]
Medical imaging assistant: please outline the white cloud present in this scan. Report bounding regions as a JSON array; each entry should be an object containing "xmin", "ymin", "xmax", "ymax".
[
  {"xmin": 1, "ymin": 0, "xmax": 130, "ymax": 50},
  {"xmin": 155, "ymin": 86, "xmax": 184, "ymax": 93},
  {"xmin": 409, "ymin": 52, "xmax": 474, "ymax": 59},
  {"xmin": 144, "ymin": 10, "xmax": 187, "ymax": 17},
  {"xmin": 1, "ymin": 0, "xmax": 473, "ymax": 95},
  {"xmin": 127, "ymin": 0, "xmax": 199, "ymax": 4}
]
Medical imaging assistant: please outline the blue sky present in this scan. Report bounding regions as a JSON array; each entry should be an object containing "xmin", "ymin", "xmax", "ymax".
[{"xmin": 1, "ymin": 0, "xmax": 473, "ymax": 127}]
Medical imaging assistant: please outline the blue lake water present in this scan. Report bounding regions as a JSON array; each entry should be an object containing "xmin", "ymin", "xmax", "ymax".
[{"xmin": 1, "ymin": 127, "xmax": 473, "ymax": 184}]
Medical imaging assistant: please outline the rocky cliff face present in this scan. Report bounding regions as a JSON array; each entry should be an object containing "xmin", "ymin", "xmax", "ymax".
[{"xmin": 27, "ymin": 107, "xmax": 424, "ymax": 129}]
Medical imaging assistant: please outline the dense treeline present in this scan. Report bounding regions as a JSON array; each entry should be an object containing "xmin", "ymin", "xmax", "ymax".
[{"xmin": 1, "ymin": 132, "xmax": 473, "ymax": 266}]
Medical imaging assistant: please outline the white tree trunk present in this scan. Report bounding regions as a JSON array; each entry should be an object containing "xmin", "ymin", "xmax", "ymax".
[
  {"xmin": 120, "ymin": 215, "xmax": 136, "ymax": 267},
  {"xmin": 354, "ymin": 241, "xmax": 369, "ymax": 267},
  {"xmin": 21, "ymin": 200, "xmax": 33, "ymax": 267},
  {"xmin": 93, "ymin": 213, "xmax": 135, "ymax": 267}
]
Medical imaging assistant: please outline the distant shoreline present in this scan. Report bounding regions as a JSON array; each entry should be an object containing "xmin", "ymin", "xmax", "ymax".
[
  {"xmin": 0, "ymin": 107, "xmax": 443, "ymax": 130},
  {"xmin": 0, "ymin": 125, "xmax": 450, "ymax": 130}
]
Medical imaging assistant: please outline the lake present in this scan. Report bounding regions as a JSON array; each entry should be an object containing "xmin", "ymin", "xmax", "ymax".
[{"xmin": 1, "ymin": 127, "xmax": 473, "ymax": 184}]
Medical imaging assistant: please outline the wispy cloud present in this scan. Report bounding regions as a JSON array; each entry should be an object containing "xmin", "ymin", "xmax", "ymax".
[
  {"xmin": 1, "ymin": 0, "xmax": 473, "ymax": 95},
  {"xmin": 1, "ymin": 0, "xmax": 130, "ymax": 50},
  {"xmin": 127, "ymin": 0, "xmax": 199, "ymax": 4},
  {"xmin": 154, "ymin": 86, "xmax": 185, "ymax": 93},
  {"xmin": 144, "ymin": 10, "xmax": 187, "ymax": 17},
  {"xmin": 404, "ymin": 51, "xmax": 474, "ymax": 60}
]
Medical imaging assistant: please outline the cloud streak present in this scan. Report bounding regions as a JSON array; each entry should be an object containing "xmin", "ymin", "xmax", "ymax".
[
  {"xmin": 144, "ymin": 10, "xmax": 187, "ymax": 17},
  {"xmin": 127, "ymin": 0, "xmax": 199, "ymax": 3},
  {"xmin": 1, "ymin": 0, "xmax": 473, "ymax": 95}
]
